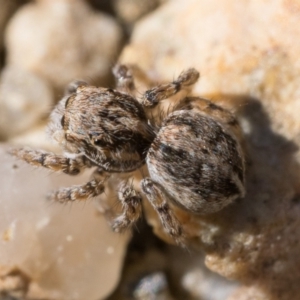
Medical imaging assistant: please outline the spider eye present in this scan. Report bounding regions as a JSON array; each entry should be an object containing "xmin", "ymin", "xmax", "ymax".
[{"xmin": 94, "ymin": 139, "xmax": 107, "ymax": 147}]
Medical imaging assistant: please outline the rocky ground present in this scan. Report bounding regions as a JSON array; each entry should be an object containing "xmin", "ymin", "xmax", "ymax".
[{"xmin": 1, "ymin": 0, "xmax": 300, "ymax": 299}]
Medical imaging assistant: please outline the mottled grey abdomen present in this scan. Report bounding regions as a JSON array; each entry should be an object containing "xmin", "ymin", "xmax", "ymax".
[{"xmin": 146, "ymin": 110, "xmax": 245, "ymax": 215}]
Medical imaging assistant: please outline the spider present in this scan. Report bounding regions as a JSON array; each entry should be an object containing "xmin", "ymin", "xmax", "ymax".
[{"xmin": 10, "ymin": 64, "xmax": 245, "ymax": 246}]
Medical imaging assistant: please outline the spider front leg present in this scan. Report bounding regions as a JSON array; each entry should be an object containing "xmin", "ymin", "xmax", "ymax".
[
  {"xmin": 113, "ymin": 64, "xmax": 135, "ymax": 95},
  {"xmin": 9, "ymin": 148, "xmax": 93, "ymax": 175},
  {"xmin": 111, "ymin": 181, "xmax": 143, "ymax": 233},
  {"xmin": 47, "ymin": 168, "xmax": 109, "ymax": 203},
  {"xmin": 141, "ymin": 178, "xmax": 185, "ymax": 245},
  {"xmin": 140, "ymin": 68, "xmax": 200, "ymax": 107},
  {"xmin": 113, "ymin": 64, "xmax": 153, "ymax": 97},
  {"xmin": 64, "ymin": 80, "xmax": 88, "ymax": 96}
]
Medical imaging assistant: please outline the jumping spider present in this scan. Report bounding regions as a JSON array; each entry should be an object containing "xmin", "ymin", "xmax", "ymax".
[{"xmin": 10, "ymin": 65, "xmax": 245, "ymax": 246}]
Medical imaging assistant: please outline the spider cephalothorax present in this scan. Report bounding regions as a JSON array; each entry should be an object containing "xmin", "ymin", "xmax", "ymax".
[
  {"xmin": 59, "ymin": 86, "xmax": 155, "ymax": 172},
  {"xmin": 11, "ymin": 64, "xmax": 245, "ymax": 246}
]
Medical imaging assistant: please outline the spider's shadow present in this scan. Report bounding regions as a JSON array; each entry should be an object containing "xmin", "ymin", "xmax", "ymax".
[{"xmin": 205, "ymin": 94, "xmax": 300, "ymax": 298}]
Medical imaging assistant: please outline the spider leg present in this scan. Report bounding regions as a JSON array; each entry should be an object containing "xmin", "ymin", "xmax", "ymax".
[
  {"xmin": 64, "ymin": 80, "xmax": 88, "ymax": 96},
  {"xmin": 140, "ymin": 68, "xmax": 200, "ymax": 107},
  {"xmin": 9, "ymin": 148, "xmax": 93, "ymax": 175},
  {"xmin": 113, "ymin": 64, "xmax": 136, "ymax": 95},
  {"xmin": 113, "ymin": 63, "xmax": 155, "ymax": 99},
  {"xmin": 111, "ymin": 181, "xmax": 143, "ymax": 232},
  {"xmin": 47, "ymin": 168, "xmax": 109, "ymax": 203},
  {"xmin": 141, "ymin": 178, "xmax": 185, "ymax": 245}
]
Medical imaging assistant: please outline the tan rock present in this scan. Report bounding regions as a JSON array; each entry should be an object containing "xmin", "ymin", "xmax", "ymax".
[
  {"xmin": 113, "ymin": 0, "xmax": 160, "ymax": 27},
  {"xmin": 10, "ymin": 121, "xmax": 59, "ymax": 151},
  {"xmin": 5, "ymin": 0, "xmax": 123, "ymax": 94},
  {"xmin": 0, "ymin": 0, "xmax": 23, "ymax": 49},
  {"xmin": 0, "ymin": 66, "xmax": 53, "ymax": 140}
]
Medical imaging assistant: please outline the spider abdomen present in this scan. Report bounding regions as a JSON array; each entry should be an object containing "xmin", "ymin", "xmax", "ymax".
[{"xmin": 146, "ymin": 110, "xmax": 245, "ymax": 215}]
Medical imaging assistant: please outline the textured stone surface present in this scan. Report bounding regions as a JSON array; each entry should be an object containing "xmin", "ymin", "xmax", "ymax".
[
  {"xmin": 5, "ymin": 0, "xmax": 123, "ymax": 94},
  {"xmin": 167, "ymin": 246, "xmax": 239, "ymax": 300},
  {"xmin": 119, "ymin": 0, "xmax": 300, "ymax": 299},
  {"xmin": 0, "ymin": 145, "xmax": 129, "ymax": 299},
  {"xmin": 108, "ymin": 230, "xmax": 238, "ymax": 300}
]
